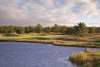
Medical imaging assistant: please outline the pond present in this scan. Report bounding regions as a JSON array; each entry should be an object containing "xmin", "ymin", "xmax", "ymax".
[{"xmin": 0, "ymin": 42, "xmax": 99, "ymax": 67}]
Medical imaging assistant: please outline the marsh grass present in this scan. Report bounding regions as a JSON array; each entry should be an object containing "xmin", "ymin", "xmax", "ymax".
[
  {"xmin": 0, "ymin": 33, "xmax": 100, "ymax": 47},
  {"xmin": 69, "ymin": 51, "xmax": 100, "ymax": 67}
]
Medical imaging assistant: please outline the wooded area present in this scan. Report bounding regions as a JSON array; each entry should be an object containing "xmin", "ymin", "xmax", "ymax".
[{"xmin": 0, "ymin": 22, "xmax": 100, "ymax": 36}]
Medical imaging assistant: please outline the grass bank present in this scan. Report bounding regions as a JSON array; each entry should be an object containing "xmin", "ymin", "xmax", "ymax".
[
  {"xmin": 0, "ymin": 33, "xmax": 100, "ymax": 48},
  {"xmin": 69, "ymin": 51, "xmax": 100, "ymax": 67}
]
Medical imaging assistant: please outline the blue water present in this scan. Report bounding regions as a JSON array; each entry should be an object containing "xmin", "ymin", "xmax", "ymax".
[{"xmin": 0, "ymin": 42, "xmax": 99, "ymax": 67}]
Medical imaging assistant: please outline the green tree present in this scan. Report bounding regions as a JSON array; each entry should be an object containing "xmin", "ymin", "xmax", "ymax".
[
  {"xmin": 95, "ymin": 27, "xmax": 100, "ymax": 33},
  {"xmin": 88, "ymin": 27, "xmax": 96, "ymax": 34},
  {"xmin": 59, "ymin": 26, "xmax": 67, "ymax": 34},
  {"xmin": 15, "ymin": 27, "xmax": 25, "ymax": 34},
  {"xmin": 73, "ymin": 22, "xmax": 88, "ymax": 36},
  {"xmin": 44, "ymin": 27, "xmax": 51, "ymax": 33},
  {"xmin": 7, "ymin": 26, "xmax": 16, "ymax": 33},
  {"xmin": 51, "ymin": 24, "xmax": 60, "ymax": 33},
  {"xmin": 34, "ymin": 24, "xmax": 43, "ymax": 33},
  {"xmin": 24, "ymin": 26, "xmax": 34, "ymax": 33}
]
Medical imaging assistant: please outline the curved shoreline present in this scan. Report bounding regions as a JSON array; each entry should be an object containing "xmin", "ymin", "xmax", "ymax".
[{"xmin": 0, "ymin": 40, "xmax": 100, "ymax": 48}]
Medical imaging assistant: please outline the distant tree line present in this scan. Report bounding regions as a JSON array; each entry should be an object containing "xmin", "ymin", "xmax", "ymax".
[{"xmin": 0, "ymin": 22, "xmax": 100, "ymax": 36}]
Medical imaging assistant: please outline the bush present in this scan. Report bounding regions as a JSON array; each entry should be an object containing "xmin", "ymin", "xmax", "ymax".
[{"xmin": 3, "ymin": 33, "xmax": 18, "ymax": 37}]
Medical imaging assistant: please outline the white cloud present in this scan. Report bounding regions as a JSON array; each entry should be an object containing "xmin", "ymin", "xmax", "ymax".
[
  {"xmin": 0, "ymin": 0, "xmax": 100, "ymax": 26},
  {"xmin": 0, "ymin": 0, "xmax": 27, "ymax": 19}
]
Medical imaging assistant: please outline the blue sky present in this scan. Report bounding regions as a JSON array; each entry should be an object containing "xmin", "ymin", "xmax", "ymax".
[{"xmin": 0, "ymin": 0, "xmax": 100, "ymax": 26}]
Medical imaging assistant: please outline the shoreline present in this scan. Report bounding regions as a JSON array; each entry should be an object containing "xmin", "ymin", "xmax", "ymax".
[{"xmin": 0, "ymin": 40, "xmax": 100, "ymax": 48}]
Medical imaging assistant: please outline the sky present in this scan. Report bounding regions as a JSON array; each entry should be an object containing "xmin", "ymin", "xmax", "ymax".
[{"xmin": 0, "ymin": 0, "xmax": 100, "ymax": 26}]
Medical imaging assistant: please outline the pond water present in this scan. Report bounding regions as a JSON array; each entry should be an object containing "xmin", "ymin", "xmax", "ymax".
[{"xmin": 0, "ymin": 42, "xmax": 99, "ymax": 67}]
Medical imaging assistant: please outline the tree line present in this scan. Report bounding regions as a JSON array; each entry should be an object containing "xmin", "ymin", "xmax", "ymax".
[{"xmin": 0, "ymin": 22, "xmax": 100, "ymax": 36}]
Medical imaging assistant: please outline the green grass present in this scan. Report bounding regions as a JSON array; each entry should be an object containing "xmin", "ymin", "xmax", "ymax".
[
  {"xmin": 0, "ymin": 33, "xmax": 100, "ymax": 47},
  {"xmin": 69, "ymin": 51, "xmax": 100, "ymax": 67}
]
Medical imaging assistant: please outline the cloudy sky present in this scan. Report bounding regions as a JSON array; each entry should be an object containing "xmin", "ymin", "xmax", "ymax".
[{"xmin": 0, "ymin": 0, "xmax": 100, "ymax": 26}]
